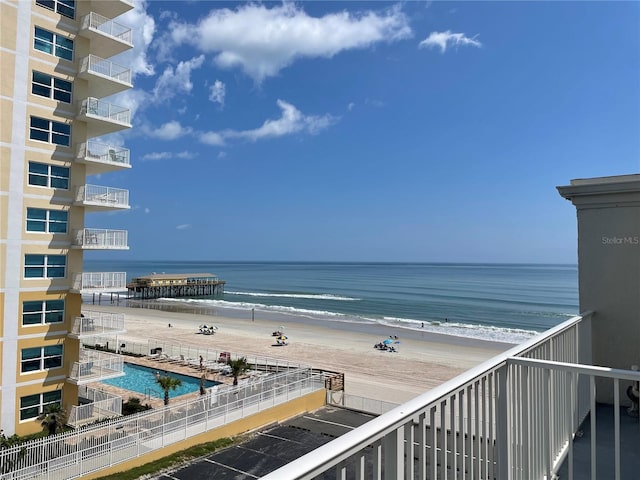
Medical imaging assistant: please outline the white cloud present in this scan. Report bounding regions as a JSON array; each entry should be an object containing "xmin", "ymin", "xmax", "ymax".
[
  {"xmin": 419, "ymin": 30, "xmax": 482, "ymax": 53},
  {"xmin": 347, "ymin": 102, "xmax": 355, "ymax": 111},
  {"xmin": 116, "ymin": 1, "xmax": 156, "ymax": 77},
  {"xmin": 176, "ymin": 224, "xmax": 192, "ymax": 230},
  {"xmin": 199, "ymin": 131, "xmax": 225, "ymax": 146},
  {"xmin": 217, "ymin": 151, "xmax": 227, "ymax": 159},
  {"xmin": 144, "ymin": 120, "xmax": 192, "ymax": 140},
  {"xmin": 141, "ymin": 149, "xmax": 197, "ymax": 160},
  {"xmin": 209, "ymin": 80, "xmax": 226, "ymax": 108},
  {"xmin": 170, "ymin": 3, "xmax": 412, "ymax": 82},
  {"xmin": 144, "ymin": 208, "xmax": 151, "ymax": 214},
  {"xmin": 141, "ymin": 151, "xmax": 171, "ymax": 161},
  {"xmin": 217, "ymin": 99, "xmax": 337, "ymax": 142},
  {"xmin": 152, "ymin": 55, "xmax": 205, "ymax": 103}
]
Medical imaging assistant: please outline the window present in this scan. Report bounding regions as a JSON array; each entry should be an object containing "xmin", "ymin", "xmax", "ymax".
[
  {"xmin": 20, "ymin": 390, "xmax": 62, "ymax": 421},
  {"xmin": 28, "ymin": 162, "xmax": 70, "ymax": 189},
  {"xmin": 24, "ymin": 254, "xmax": 66, "ymax": 279},
  {"xmin": 22, "ymin": 300, "xmax": 65, "ymax": 325},
  {"xmin": 29, "ymin": 117, "xmax": 71, "ymax": 146},
  {"xmin": 21, "ymin": 345, "xmax": 63, "ymax": 373},
  {"xmin": 26, "ymin": 208, "xmax": 68, "ymax": 233},
  {"xmin": 32, "ymin": 71, "xmax": 72, "ymax": 103},
  {"xmin": 34, "ymin": 27, "xmax": 73, "ymax": 61},
  {"xmin": 36, "ymin": 0, "xmax": 75, "ymax": 19}
]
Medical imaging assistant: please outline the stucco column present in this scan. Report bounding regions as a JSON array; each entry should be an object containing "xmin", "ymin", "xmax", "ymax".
[{"xmin": 558, "ymin": 174, "xmax": 640, "ymax": 403}]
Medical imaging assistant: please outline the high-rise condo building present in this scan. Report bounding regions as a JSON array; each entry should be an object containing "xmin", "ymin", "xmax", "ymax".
[{"xmin": 1, "ymin": 0, "xmax": 134, "ymax": 436}]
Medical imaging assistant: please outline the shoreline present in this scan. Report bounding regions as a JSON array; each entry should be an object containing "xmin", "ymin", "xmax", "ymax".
[{"xmin": 88, "ymin": 302, "xmax": 514, "ymax": 403}]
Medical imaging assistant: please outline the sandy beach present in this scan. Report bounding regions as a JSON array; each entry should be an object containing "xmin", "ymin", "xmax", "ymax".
[{"xmin": 88, "ymin": 302, "xmax": 513, "ymax": 404}]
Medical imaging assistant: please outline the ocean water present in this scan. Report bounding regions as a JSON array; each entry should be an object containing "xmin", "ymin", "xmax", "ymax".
[{"xmin": 83, "ymin": 260, "xmax": 578, "ymax": 344}]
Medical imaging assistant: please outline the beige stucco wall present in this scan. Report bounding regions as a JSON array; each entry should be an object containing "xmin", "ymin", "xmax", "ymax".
[{"xmin": 558, "ymin": 175, "xmax": 640, "ymax": 403}]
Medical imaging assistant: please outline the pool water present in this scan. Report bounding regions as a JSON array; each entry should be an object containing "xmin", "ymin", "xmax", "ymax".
[{"xmin": 101, "ymin": 363, "xmax": 220, "ymax": 398}]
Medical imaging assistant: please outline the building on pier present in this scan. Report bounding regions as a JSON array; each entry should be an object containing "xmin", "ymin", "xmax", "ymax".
[{"xmin": 127, "ymin": 273, "xmax": 226, "ymax": 299}]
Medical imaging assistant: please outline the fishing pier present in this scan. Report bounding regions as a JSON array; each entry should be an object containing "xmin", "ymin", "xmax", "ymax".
[{"xmin": 127, "ymin": 273, "xmax": 225, "ymax": 299}]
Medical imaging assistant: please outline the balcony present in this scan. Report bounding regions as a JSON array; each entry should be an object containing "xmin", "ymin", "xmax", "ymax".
[
  {"xmin": 67, "ymin": 348, "xmax": 125, "ymax": 385},
  {"xmin": 79, "ymin": 12, "xmax": 133, "ymax": 58},
  {"xmin": 71, "ymin": 272, "xmax": 127, "ymax": 293},
  {"xmin": 88, "ymin": 0, "xmax": 134, "ymax": 19},
  {"xmin": 71, "ymin": 228, "xmax": 129, "ymax": 250},
  {"xmin": 78, "ymin": 97, "xmax": 131, "ymax": 137},
  {"xmin": 76, "ymin": 141, "xmax": 131, "ymax": 175},
  {"xmin": 68, "ymin": 310, "xmax": 126, "ymax": 339},
  {"xmin": 78, "ymin": 55, "xmax": 132, "ymax": 98},
  {"xmin": 74, "ymin": 184, "xmax": 130, "ymax": 211}
]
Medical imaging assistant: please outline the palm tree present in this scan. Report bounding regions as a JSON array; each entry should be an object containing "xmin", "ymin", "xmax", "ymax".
[
  {"xmin": 228, "ymin": 357, "xmax": 250, "ymax": 386},
  {"xmin": 37, "ymin": 404, "xmax": 67, "ymax": 436},
  {"xmin": 156, "ymin": 374, "xmax": 182, "ymax": 405}
]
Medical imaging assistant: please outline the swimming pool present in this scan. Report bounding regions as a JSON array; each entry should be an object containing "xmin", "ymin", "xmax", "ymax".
[{"xmin": 101, "ymin": 363, "xmax": 220, "ymax": 398}]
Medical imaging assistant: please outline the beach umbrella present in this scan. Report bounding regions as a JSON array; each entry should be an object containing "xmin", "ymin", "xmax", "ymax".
[{"xmin": 383, "ymin": 338, "xmax": 393, "ymax": 345}]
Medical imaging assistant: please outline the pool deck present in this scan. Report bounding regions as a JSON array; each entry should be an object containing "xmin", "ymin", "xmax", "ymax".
[{"xmin": 89, "ymin": 355, "xmax": 240, "ymax": 409}]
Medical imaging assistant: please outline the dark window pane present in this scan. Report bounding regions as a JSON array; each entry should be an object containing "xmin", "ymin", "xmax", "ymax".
[
  {"xmin": 48, "ymin": 255, "xmax": 66, "ymax": 266},
  {"xmin": 47, "ymin": 267, "xmax": 65, "ymax": 278},
  {"xmin": 30, "ymin": 129, "xmax": 49, "ymax": 142},
  {"xmin": 45, "ymin": 311, "xmax": 63, "ymax": 323},
  {"xmin": 53, "ymin": 90, "xmax": 71, "ymax": 103},
  {"xmin": 20, "ymin": 406, "xmax": 39, "ymax": 420},
  {"xmin": 52, "ymin": 122, "xmax": 70, "ymax": 135},
  {"xmin": 27, "ymin": 208, "xmax": 47, "ymax": 220},
  {"xmin": 25, "ymin": 255, "xmax": 45, "ymax": 266},
  {"xmin": 30, "ymin": 117, "xmax": 49, "ymax": 129},
  {"xmin": 32, "ymin": 71, "xmax": 51, "ymax": 85},
  {"xmin": 20, "ymin": 394, "xmax": 40, "ymax": 408},
  {"xmin": 50, "ymin": 177, "xmax": 69, "ymax": 189},
  {"xmin": 44, "ymin": 357, "xmax": 62, "ymax": 369},
  {"xmin": 32, "ymin": 84, "xmax": 51, "ymax": 97},
  {"xmin": 45, "ymin": 345, "xmax": 63, "ymax": 356},
  {"xmin": 50, "ymin": 166, "xmax": 69, "ymax": 177},
  {"xmin": 43, "ymin": 390, "xmax": 62, "ymax": 403},
  {"xmin": 22, "ymin": 348, "xmax": 41, "ymax": 360},
  {"xmin": 25, "ymin": 268, "xmax": 44, "ymax": 278},
  {"xmin": 51, "ymin": 133, "xmax": 70, "ymax": 146},
  {"xmin": 28, "ymin": 174, "xmax": 48, "ymax": 186},
  {"xmin": 22, "ymin": 360, "xmax": 41, "ymax": 372},
  {"xmin": 26, "ymin": 220, "xmax": 46, "ymax": 232},
  {"xmin": 46, "ymin": 300, "xmax": 65, "ymax": 310},
  {"xmin": 23, "ymin": 313, "xmax": 43, "ymax": 325},
  {"xmin": 23, "ymin": 301, "xmax": 43, "ymax": 313},
  {"xmin": 48, "ymin": 210, "xmax": 67, "ymax": 221},
  {"xmin": 29, "ymin": 162, "xmax": 48, "ymax": 174}
]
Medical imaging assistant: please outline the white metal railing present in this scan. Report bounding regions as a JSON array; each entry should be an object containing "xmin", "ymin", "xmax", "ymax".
[
  {"xmin": 77, "ymin": 141, "xmax": 131, "ymax": 167},
  {"xmin": 73, "ymin": 228, "xmax": 128, "ymax": 249},
  {"xmin": 79, "ymin": 54, "xmax": 131, "ymax": 85},
  {"xmin": 69, "ymin": 310, "xmax": 126, "ymax": 338},
  {"xmin": 72, "ymin": 272, "xmax": 127, "ymax": 292},
  {"xmin": 0, "ymin": 369, "xmax": 323, "ymax": 479},
  {"xmin": 81, "ymin": 11, "xmax": 132, "ymax": 44},
  {"xmin": 261, "ymin": 312, "xmax": 594, "ymax": 480},
  {"xmin": 68, "ymin": 386, "xmax": 123, "ymax": 427},
  {"xmin": 75, "ymin": 184, "xmax": 129, "ymax": 208},
  {"xmin": 79, "ymin": 97, "xmax": 131, "ymax": 126},
  {"xmin": 68, "ymin": 348, "xmax": 124, "ymax": 384},
  {"xmin": 327, "ymin": 392, "xmax": 399, "ymax": 416}
]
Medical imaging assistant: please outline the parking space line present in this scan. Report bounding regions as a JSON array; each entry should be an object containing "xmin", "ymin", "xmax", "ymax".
[
  {"xmin": 203, "ymin": 458, "xmax": 260, "ymax": 478},
  {"xmin": 301, "ymin": 416, "xmax": 357, "ymax": 429},
  {"xmin": 258, "ymin": 431, "xmax": 303, "ymax": 443}
]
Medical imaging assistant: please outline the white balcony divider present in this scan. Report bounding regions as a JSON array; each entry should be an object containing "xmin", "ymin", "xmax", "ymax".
[
  {"xmin": 79, "ymin": 97, "xmax": 131, "ymax": 126},
  {"xmin": 68, "ymin": 348, "xmax": 125, "ymax": 384},
  {"xmin": 81, "ymin": 12, "xmax": 132, "ymax": 44},
  {"xmin": 69, "ymin": 310, "xmax": 126, "ymax": 338},
  {"xmin": 68, "ymin": 386, "xmax": 123, "ymax": 427},
  {"xmin": 79, "ymin": 54, "xmax": 131, "ymax": 85},
  {"xmin": 0, "ymin": 368, "xmax": 323, "ymax": 479},
  {"xmin": 72, "ymin": 271, "xmax": 127, "ymax": 292},
  {"xmin": 77, "ymin": 141, "xmax": 130, "ymax": 167},
  {"xmin": 260, "ymin": 312, "xmax": 594, "ymax": 480},
  {"xmin": 73, "ymin": 228, "xmax": 128, "ymax": 249},
  {"xmin": 75, "ymin": 184, "xmax": 129, "ymax": 208},
  {"xmin": 328, "ymin": 392, "xmax": 399, "ymax": 415}
]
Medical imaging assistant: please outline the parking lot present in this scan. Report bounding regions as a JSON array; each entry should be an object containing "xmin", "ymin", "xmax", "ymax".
[{"xmin": 152, "ymin": 406, "xmax": 376, "ymax": 479}]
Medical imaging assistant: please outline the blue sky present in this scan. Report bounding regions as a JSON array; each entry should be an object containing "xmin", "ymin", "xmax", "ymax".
[{"xmin": 87, "ymin": 0, "xmax": 640, "ymax": 263}]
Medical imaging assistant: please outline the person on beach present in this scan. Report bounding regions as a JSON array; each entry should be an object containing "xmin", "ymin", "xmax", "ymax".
[{"xmin": 199, "ymin": 355, "xmax": 204, "ymax": 371}]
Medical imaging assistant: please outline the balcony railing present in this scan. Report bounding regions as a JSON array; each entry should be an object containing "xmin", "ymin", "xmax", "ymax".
[
  {"xmin": 75, "ymin": 184, "xmax": 129, "ymax": 210},
  {"xmin": 76, "ymin": 141, "xmax": 131, "ymax": 175},
  {"xmin": 67, "ymin": 348, "xmax": 125, "ymax": 385},
  {"xmin": 72, "ymin": 228, "xmax": 129, "ymax": 250},
  {"xmin": 78, "ymin": 97, "xmax": 131, "ymax": 137},
  {"xmin": 261, "ymin": 312, "xmax": 600, "ymax": 480},
  {"xmin": 71, "ymin": 272, "xmax": 127, "ymax": 293},
  {"xmin": 88, "ymin": 0, "xmax": 134, "ymax": 19},
  {"xmin": 78, "ymin": 54, "xmax": 132, "ymax": 97},
  {"xmin": 68, "ymin": 386, "xmax": 123, "ymax": 428},
  {"xmin": 68, "ymin": 310, "xmax": 126, "ymax": 339},
  {"xmin": 79, "ymin": 12, "xmax": 132, "ymax": 58}
]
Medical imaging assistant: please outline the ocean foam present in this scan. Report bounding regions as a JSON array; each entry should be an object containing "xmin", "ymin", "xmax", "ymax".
[{"xmin": 155, "ymin": 297, "xmax": 540, "ymax": 344}]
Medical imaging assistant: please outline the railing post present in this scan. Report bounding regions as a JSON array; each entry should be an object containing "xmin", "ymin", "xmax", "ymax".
[{"xmin": 496, "ymin": 363, "xmax": 510, "ymax": 480}]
